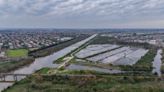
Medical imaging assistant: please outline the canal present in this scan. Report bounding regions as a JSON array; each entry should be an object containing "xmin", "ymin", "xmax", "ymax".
[
  {"xmin": 0, "ymin": 34, "xmax": 97, "ymax": 91},
  {"xmin": 152, "ymin": 49, "xmax": 163, "ymax": 77}
]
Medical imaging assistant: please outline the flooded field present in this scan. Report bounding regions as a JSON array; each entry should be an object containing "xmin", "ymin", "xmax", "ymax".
[
  {"xmin": 112, "ymin": 49, "xmax": 149, "ymax": 65},
  {"xmin": 87, "ymin": 47, "xmax": 130, "ymax": 62},
  {"xmin": 75, "ymin": 44, "xmax": 119, "ymax": 58},
  {"xmin": 78, "ymin": 44, "xmax": 148, "ymax": 66}
]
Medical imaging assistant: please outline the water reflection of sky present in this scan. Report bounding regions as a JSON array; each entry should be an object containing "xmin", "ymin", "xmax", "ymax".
[{"xmin": 152, "ymin": 49, "xmax": 162, "ymax": 77}]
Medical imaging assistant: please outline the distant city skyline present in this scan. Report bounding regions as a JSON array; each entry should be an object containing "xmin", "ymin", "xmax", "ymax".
[{"xmin": 0, "ymin": 0, "xmax": 164, "ymax": 28}]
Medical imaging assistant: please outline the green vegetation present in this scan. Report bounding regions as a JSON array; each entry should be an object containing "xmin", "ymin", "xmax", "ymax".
[
  {"xmin": 56, "ymin": 70, "xmax": 109, "ymax": 75},
  {"xmin": 161, "ymin": 66, "xmax": 164, "ymax": 74},
  {"xmin": 6, "ymin": 49, "xmax": 28, "ymax": 58},
  {"xmin": 36, "ymin": 68, "xmax": 104, "ymax": 75},
  {"xmin": 54, "ymin": 57, "xmax": 66, "ymax": 64},
  {"xmin": 54, "ymin": 70, "xmax": 151, "ymax": 76},
  {"xmin": 4, "ymin": 73, "xmax": 163, "ymax": 92},
  {"xmin": 90, "ymin": 35, "xmax": 118, "ymax": 44},
  {"xmin": 2, "ymin": 49, "xmax": 34, "ymax": 73},
  {"xmin": 0, "ymin": 58, "xmax": 34, "ymax": 73},
  {"xmin": 36, "ymin": 68, "xmax": 51, "ymax": 74},
  {"xmin": 54, "ymin": 35, "xmax": 96, "ymax": 64},
  {"xmin": 119, "ymin": 48, "xmax": 157, "ymax": 71},
  {"xmin": 3, "ymin": 35, "xmax": 162, "ymax": 92},
  {"xmin": 54, "ymin": 44, "xmax": 88, "ymax": 64}
]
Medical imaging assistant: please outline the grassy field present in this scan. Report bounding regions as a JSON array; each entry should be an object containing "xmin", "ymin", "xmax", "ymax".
[
  {"xmin": 54, "ymin": 35, "xmax": 96, "ymax": 64},
  {"xmin": 6, "ymin": 49, "xmax": 28, "ymax": 58},
  {"xmin": 36, "ymin": 68, "xmax": 51, "ymax": 74},
  {"xmin": 90, "ymin": 35, "xmax": 117, "ymax": 44},
  {"xmin": 4, "ymin": 71, "xmax": 163, "ymax": 92}
]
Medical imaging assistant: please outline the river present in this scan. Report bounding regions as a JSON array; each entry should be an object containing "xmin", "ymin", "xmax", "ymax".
[
  {"xmin": 152, "ymin": 49, "xmax": 163, "ymax": 77},
  {"xmin": 0, "ymin": 34, "xmax": 97, "ymax": 91}
]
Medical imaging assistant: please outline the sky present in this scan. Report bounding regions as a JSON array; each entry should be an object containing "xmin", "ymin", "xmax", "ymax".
[{"xmin": 0, "ymin": 0, "xmax": 164, "ymax": 28}]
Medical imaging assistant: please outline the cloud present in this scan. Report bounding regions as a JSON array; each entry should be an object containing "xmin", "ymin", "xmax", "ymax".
[
  {"xmin": 0, "ymin": 0, "xmax": 164, "ymax": 28},
  {"xmin": 0, "ymin": 0, "xmax": 163, "ymax": 16}
]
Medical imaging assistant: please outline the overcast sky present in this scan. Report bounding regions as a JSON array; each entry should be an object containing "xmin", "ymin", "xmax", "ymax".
[{"xmin": 0, "ymin": 0, "xmax": 164, "ymax": 28}]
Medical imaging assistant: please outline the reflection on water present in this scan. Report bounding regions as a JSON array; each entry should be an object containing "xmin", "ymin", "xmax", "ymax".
[{"xmin": 152, "ymin": 49, "xmax": 162, "ymax": 77}]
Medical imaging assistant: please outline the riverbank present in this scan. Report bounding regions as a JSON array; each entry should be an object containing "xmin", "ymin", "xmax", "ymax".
[
  {"xmin": 3, "ymin": 71, "xmax": 163, "ymax": 92},
  {"xmin": 29, "ymin": 35, "xmax": 89, "ymax": 58},
  {"xmin": 152, "ymin": 49, "xmax": 162, "ymax": 76},
  {"xmin": 0, "ymin": 34, "xmax": 97, "ymax": 91},
  {"xmin": 0, "ymin": 49, "xmax": 34, "ymax": 73},
  {"xmin": 0, "ymin": 35, "xmax": 89, "ymax": 74},
  {"xmin": 160, "ymin": 49, "xmax": 164, "ymax": 74},
  {"xmin": 54, "ymin": 34, "xmax": 97, "ymax": 64},
  {"xmin": 0, "ymin": 57, "xmax": 34, "ymax": 73},
  {"xmin": 2, "ymin": 34, "xmax": 163, "ymax": 92}
]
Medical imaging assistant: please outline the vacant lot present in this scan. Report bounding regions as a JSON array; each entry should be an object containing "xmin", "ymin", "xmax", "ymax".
[{"xmin": 6, "ymin": 49, "xmax": 28, "ymax": 58}]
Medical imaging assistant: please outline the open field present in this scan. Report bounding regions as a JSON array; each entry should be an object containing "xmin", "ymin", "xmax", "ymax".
[
  {"xmin": 6, "ymin": 49, "xmax": 28, "ymax": 58},
  {"xmin": 3, "ymin": 71, "xmax": 163, "ymax": 92},
  {"xmin": 89, "ymin": 35, "xmax": 118, "ymax": 44}
]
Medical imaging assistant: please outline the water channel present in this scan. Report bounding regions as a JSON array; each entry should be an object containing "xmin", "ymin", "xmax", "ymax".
[
  {"xmin": 152, "ymin": 49, "xmax": 163, "ymax": 77},
  {"xmin": 0, "ymin": 34, "xmax": 97, "ymax": 91}
]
